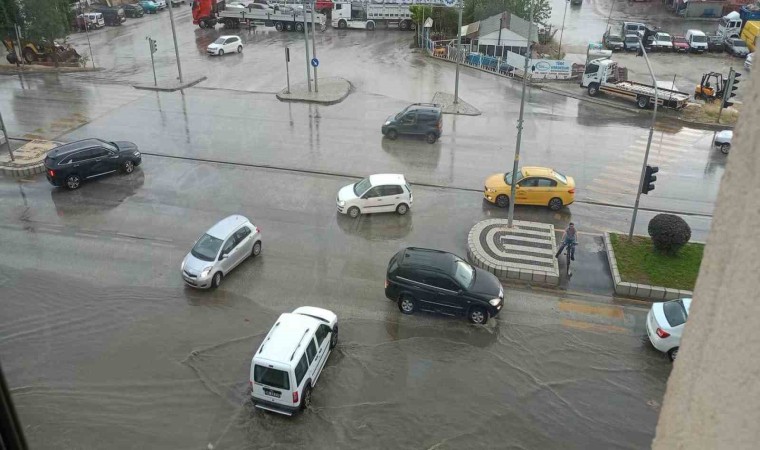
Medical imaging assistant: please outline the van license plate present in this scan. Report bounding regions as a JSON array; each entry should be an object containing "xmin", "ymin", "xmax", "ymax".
[{"xmin": 263, "ymin": 388, "xmax": 281, "ymax": 398}]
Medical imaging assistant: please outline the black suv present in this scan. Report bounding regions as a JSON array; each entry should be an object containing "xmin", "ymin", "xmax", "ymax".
[
  {"xmin": 381, "ymin": 103, "xmax": 443, "ymax": 144},
  {"xmin": 385, "ymin": 247, "xmax": 504, "ymax": 324},
  {"xmin": 92, "ymin": 6, "xmax": 126, "ymax": 25},
  {"xmin": 44, "ymin": 139, "xmax": 142, "ymax": 190},
  {"xmin": 122, "ymin": 3, "xmax": 145, "ymax": 18}
]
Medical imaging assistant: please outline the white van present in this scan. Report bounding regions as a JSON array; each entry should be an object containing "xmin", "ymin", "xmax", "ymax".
[
  {"xmin": 249, "ymin": 306, "xmax": 338, "ymax": 415},
  {"xmin": 685, "ymin": 29, "xmax": 708, "ymax": 52}
]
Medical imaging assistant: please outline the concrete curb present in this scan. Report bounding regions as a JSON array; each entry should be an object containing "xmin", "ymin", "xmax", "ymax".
[
  {"xmin": 0, "ymin": 139, "xmax": 60, "ymax": 178},
  {"xmin": 603, "ymin": 232, "xmax": 693, "ymax": 301},
  {"xmin": 0, "ymin": 164, "xmax": 46, "ymax": 178},
  {"xmin": 276, "ymin": 77, "xmax": 351, "ymax": 105},
  {"xmin": 133, "ymin": 76, "xmax": 207, "ymax": 92}
]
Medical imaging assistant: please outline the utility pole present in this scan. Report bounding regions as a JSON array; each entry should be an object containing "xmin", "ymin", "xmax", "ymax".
[
  {"xmin": 0, "ymin": 110, "xmax": 13, "ymax": 161},
  {"xmin": 13, "ymin": 23, "xmax": 22, "ymax": 67},
  {"xmin": 302, "ymin": 7, "xmax": 312, "ymax": 92},
  {"xmin": 507, "ymin": 0, "xmax": 534, "ymax": 227},
  {"xmin": 167, "ymin": 2, "xmax": 184, "ymax": 84},
  {"xmin": 606, "ymin": 0, "xmax": 616, "ymax": 30},
  {"xmin": 454, "ymin": 0, "xmax": 463, "ymax": 104},
  {"xmin": 558, "ymin": 0, "xmax": 568, "ymax": 58},
  {"xmin": 310, "ymin": 0, "xmax": 319, "ymax": 92},
  {"xmin": 628, "ymin": 38, "xmax": 659, "ymax": 239},
  {"xmin": 285, "ymin": 47, "xmax": 291, "ymax": 94}
]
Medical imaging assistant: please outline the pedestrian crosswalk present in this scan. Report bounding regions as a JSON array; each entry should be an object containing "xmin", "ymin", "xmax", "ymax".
[{"xmin": 583, "ymin": 125, "xmax": 711, "ymax": 203}]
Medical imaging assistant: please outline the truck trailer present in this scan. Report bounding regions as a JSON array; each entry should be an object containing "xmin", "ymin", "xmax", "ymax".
[
  {"xmin": 331, "ymin": 1, "xmax": 415, "ymax": 30},
  {"xmin": 192, "ymin": 0, "xmax": 325, "ymax": 31}
]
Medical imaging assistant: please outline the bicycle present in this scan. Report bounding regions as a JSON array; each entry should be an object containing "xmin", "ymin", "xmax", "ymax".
[{"xmin": 564, "ymin": 242, "xmax": 577, "ymax": 278}]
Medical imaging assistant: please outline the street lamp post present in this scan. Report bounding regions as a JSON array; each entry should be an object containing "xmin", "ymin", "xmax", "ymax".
[
  {"xmin": 558, "ymin": 0, "xmax": 569, "ymax": 58},
  {"xmin": 507, "ymin": 0, "xmax": 534, "ymax": 228},
  {"xmin": 302, "ymin": 7, "xmax": 312, "ymax": 92},
  {"xmin": 167, "ymin": 3, "xmax": 183, "ymax": 84},
  {"xmin": 310, "ymin": 0, "xmax": 319, "ymax": 92},
  {"xmin": 454, "ymin": 0, "xmax": 463, "ymax": 104},
  {"xmin": 628, "ymin": 38, "xmax": 659, "ymax": 239}
]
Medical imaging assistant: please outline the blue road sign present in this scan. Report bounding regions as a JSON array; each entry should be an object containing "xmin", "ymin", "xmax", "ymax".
[{"xmin": 311, "ymin": 58, "xmax": 319, "ymax": 67}]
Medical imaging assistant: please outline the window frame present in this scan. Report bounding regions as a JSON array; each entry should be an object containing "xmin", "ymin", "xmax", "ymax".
[
  {"xmin": 305, "ymin": 338, "xmax": 317, "ymax": 364},
  {"xmin": 294, "ymin": 354, "xmax": 309, "ymax": 387},
  {"xmin": 315, "ymin": 324, "xmax": 331, "ymax": 346}
]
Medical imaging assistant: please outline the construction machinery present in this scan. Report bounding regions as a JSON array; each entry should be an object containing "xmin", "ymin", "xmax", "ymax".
[
  {"xmin": 695, "ymin": 72, "xmax": 726, "ymax": 101},
  {"xmin": 3, "ymin": 38, "xmax": 81, "ymax": 65}
]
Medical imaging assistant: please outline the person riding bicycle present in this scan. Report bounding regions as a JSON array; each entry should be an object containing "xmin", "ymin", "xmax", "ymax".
[{"xmin": 555, "ymin": 222, "xmax": 577, "ymax": 261}]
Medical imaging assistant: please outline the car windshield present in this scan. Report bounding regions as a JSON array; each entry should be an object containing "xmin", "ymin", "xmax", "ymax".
[
  {"xmin": 254, "ymin": 365, "xmax": 290, "ymax": 390},
  {"xmin": 733, "ymin": 39, "xmax": 747, "ymax": 47},
  {"xmin": 191, "ymin": 234, "xmax": 223, "ymax": 262},
  {"xmin": 452, "ymin": 259, "xmax": 474, "ymax": 288},
  {"xmin": 692, "ymin": 35, "xmax": 707, "ymax": 43},
  {"xmin": 353, "ymin": 178, "xmax": 372, "ymax": 196},
  {"xmin": 504, "ymin": 170, "xmax": 523, "ymax": 185},
  {"xmin": 553, "ymin": 170, "xmax": 568, "ymax": 184},
  {"xmin": 659, "ymin": 33, "xmax": 671, "ymax": 40},
  {"xmin": 213, "ymin": 37, "xmax": 226, "ymax": 45},
  {"xmin": 608, "ymin": 36, "xmax": 622, "ymax": 42},
  {"xmin": 662, "ymin": 299, "xmax": 688, "ymax": 327}
]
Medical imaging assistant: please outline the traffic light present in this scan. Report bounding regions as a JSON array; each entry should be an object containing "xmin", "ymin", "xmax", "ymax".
[
  {"xmin": 150, "ymin": 39, "xmax": 157, "ymax": 54},
  {"xmin": 722, "ymin": 68, "xmax": 741, "ymax": 109},
  {"xmin": 642, "ymin": 165, "xmax": 659, "ymax": 195}
]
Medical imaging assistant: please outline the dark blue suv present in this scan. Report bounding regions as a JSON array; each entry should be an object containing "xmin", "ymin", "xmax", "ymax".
[
  {"xmin": 44, "ymin": 139, "xmax": 142, "ymax": 190},
  {"xmin": 381, "ymin": 103, "xmax": 443, "ymax": 144}
]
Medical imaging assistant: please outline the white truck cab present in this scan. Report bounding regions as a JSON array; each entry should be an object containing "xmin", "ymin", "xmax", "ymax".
[{"xmin": 250, "ymin": 307, "xmax": 338, "ymax": 416}]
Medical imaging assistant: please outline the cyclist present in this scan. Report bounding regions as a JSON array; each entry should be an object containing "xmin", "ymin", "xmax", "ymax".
[{"xmin": 555, "ymin": 222, "xmax": 577, "ymax": 261}]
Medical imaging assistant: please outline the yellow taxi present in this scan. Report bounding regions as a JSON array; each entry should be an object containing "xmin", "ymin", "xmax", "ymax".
[{"xmin": 483, "ymin": 166, "xmax": 575, "ymax": 211}]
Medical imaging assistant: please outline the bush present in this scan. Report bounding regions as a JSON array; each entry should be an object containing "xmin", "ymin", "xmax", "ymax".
[{"xmin": 648, "ymin": 214, "xmax": 692, "ymax": 255}]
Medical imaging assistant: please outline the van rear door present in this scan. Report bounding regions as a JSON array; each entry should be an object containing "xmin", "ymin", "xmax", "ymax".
[{"xmin": 250, "ymin": 361, "xmax": 295, "ymax": 411}]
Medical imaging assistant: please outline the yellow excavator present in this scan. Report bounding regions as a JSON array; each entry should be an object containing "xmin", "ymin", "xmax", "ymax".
[
  {"xmin": 694, "ymin": 72, "xmax": 726, "ymax": 101},
  {"xmin": 3, "ymin": 38, "xmax": 81, "ymax": 65}
]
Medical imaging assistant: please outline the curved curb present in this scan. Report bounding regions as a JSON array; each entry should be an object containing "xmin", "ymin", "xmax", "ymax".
[{"xmin": 276, "ymin": 77, "xmax": 351, "ymax": 105}]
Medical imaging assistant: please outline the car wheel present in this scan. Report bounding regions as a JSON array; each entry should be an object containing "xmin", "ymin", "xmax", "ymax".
[
  {"xmin": 211, "ymin": 272, "xmax": 222, "ymax": 289},
  {"xmin": 468, "ymin": 306, "xmax": 488, "ymax": 325},
  {"xmin": 330, "ymin": 324, "xmax": 338, "ymax": 349},
  {"xmin": 237, "ymin": 45, "xmax": 242, "ymax": 53},
  {"xmin": 668, "ymin": 347, "xmax": 679, "ymax": 362},
  {"xmin": 496, "ymin": 194, "xmax": 509, "ymax": 208},
  {"xmin": 123, "ymin": 160, "xmax": 135, "ymax": 174},
  {"xmin": 396, "ymin": 203, "xmax": 409, "ymax": 215},
  {"xmin": 386, "ymin": 129, "xmax": 398, "ymax": 140},
  {"xmin": 218, "ymin": 49, "xmax": 224, "ymax": 56},
  {"xmin": 275, "ymin": 22, "xmax": 283, "ymax": 31},
  {"xmin": 301, "ymin": 385, "xmax": 312, "ymax": 410},
  {"xmin": 587, "ymin": 83, "xmax": 599, "ymax": 96},
  {"xmin": 296, "ymin": 22, "xmax": 304, "ymax": 32},
  {"xmin": 426, "ymin": 132, "xmax": 437, "ymax": 144},
  {"xmin": 285, "ymin": 22, "xmax": 293, "ymax": 31},
  {"xmin": 367, "ymin": 22, "xmax": 375, "ymax": 31},
  {"xmin": 65, "ymin": 174, "xmax": 81, "ymax": 190},
  {"xmin": 720, "ymin": 143, "xmax": 730, "ymax": 154},
  {"xmin": 637, "ymin": 95, "xmax": 649, "ymax": 109},
  {"xmin": 398, "ymin": 295, "xmax": 416, "ymax": 314},
  {"xmin": 548, "ymin": 197, "xmax": 563, "ymax": 211},
  {"xmin": 338, "ymin": 20, "xmax": 346, "ymax": 29},
  {"xmin": 252, "ymin": 241, "xmax": 261, "ymax": 257}
]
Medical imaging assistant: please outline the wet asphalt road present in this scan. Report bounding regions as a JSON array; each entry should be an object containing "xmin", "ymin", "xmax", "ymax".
[
  {"xmin": 0, "ymin": 9, "xmax": 716, "ymax": 448},
  {"xmin": 0, "ymin": 156, "xmax": 671, "ymax": 449}
]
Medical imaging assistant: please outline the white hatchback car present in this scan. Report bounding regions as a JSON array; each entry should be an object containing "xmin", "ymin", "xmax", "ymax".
[
  {"xmin": 207, "ymin": 35, "xmax": 243, "ymax": 56},
  {"xmin": 336, "ymin": 174, "xmax": 413, "ymax": 218},
  {"xmin": 646, "ymin": 298, "xmax": 692, "ymax": 362},
  {"xmin": 181, "ymin": 215, "xmax": 262, "ymax": 289}
]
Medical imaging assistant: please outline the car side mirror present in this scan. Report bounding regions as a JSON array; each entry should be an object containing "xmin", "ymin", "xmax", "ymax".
[
  {"xmin": 515, "ymin": 184, "xmax": 520, "ymax": 189},
  {"xmin": 219, "ymin": 253, "xmax": 227, "ymax": 261}
]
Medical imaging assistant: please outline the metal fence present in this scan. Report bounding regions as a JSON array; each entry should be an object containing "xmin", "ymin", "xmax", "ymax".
[{"xmin": 423, "ymin": 37, "xmax": 523, "ymax": 79}]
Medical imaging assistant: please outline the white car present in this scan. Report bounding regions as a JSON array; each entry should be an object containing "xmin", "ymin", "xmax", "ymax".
[
  {"xmin": 207, "ymin": 35, "xmax": 243, "ymax": 56},
  {"xmin": 181, "ymin": 215, "xmax": 262, "ymax": 289},
  {"xmin": 745, "ymin": 52, "xmax": 754, "ymax": 71},
  {"xmin": 714, "ymin": 130, "xmax": 733, "ymax": 154},
  {"xmin": 646, "ymin": 298, "xmax": 692, "ymax": 361},
  {"xmin": 154, "ymin": 0, "xmax": 167, "ymax": 9},
  {"xmin": 652, "ymin": 32, "xmax": 673, "ymax": 50},
  {"xmin": 337, "ymin": 174, "xmax": 413, "ymax": 218}
]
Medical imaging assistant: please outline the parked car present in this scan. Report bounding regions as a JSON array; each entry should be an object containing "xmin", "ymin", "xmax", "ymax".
[
  {"xmin": 92, "ymin": 5, "xmax": 126, "ymax": 25},
  {"xmin": 623, "ymin": 34, "xmax": 640, "ymax": 51},
  {"xmin": 385, "ymin": 247, "xmax": 504, "ymax": 324},
  {"xmin": 649, "ymin": 31, "xmax": 674, "ymax": 51},
  {"xmin": 138, "ymin": 0, "xmax": 159, "ymax": 13},
  {"xmin": 122, "ymin": 3, "xmax": 145, "ymax": 18},
  {"xmin": 180, "ymin": 215, "xmax": 262, "ymax": 289},
  {"xmin": 646, "ymin": 298, "xmax": 692, "ymax": 361},
  {"xmin": 483, "ymin": 166, "xmax": 575, "ymax": 211},
  {"xmin": 153, "ymin": 0, "xmax": 167, "ymax": 9},
  {"xmin": 170, "ymin": 0, "xmax": 187, "ymax": 6},
  {"xmin": 714, "ymin": 130, "xmax": 733, "ymax": 154},
  {"xmin": 73, "ymin": 12, "xmax": 105, "ymax": 31},
  {"xmin": 746, "ymin": 52, "xmax": 754, "ymax": 70},
  {"xmin": 707, "ymin": 34, "xmax": 724, "ymax": 53},
  {"xmin": 685, "ymin": 29, "xmax": 708, "ymax": 52},
  {"xmin": 672, "ymin": 35, "xmax": 689, "ymax": 52},
  {"xmin": 249, "ymin": 307, "xmax": 338, "ymax": 415},
  {"xmin": 336, "ymin": 173, "xmax": 412, "ymax": 218},
  {"xmin": 725, "ymin": 37, "xmax": 749, "ymax": 57},
  {"xmin": 621, "ymin": 21, "xmax": 647, "ymax": 37},
  {"xmin": 381, "ymin": 102, "xmax": 443, "ymax": 144},
  {"xmin": 207, "ymin": 35, "xmax": 242, "ymax": 56},
  {"xmin": 603, "ymin": 31, "xmax": 625, "ymax": 51},
  {"xmin": 43, "ymin": 139, "xmax": 141, "ymax": 190}
]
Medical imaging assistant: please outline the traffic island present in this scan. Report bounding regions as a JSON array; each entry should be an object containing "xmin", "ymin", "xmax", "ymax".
[
  {"xmin": 603, "ymin": 232, "xmax": 702, "ymax": 300},
  {"xmin": 467, "ymin": 219, "xmax": 559, "ymax": 286},
  {"xmin": 276, "ymin": 77, "xmax": 351, "ymax": 105},
  {"xmin": 0, "ymin": 139, "xmax": 58, "ymax": 178},
  {"xmin": 133, "ymin": 76, "xmax": 207, "ymax": 92},
  {"xmin": 431, "ymin": 92, "xmax": 481, "ymax": 116}
]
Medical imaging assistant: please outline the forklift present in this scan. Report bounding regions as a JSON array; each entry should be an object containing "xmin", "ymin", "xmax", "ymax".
[{"xmin": 695, "ymin": 72, "xmax": 726, "ymax": 101}]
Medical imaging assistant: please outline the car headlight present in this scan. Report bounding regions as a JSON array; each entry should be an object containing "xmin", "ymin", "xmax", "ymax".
[
  {"xmin": 489, "ymin": 298, "xmax": 501, "ymax": 307},
  {"xmin": 384, "ymin": 121, "xmax": 391, "ymax": 125},
  {"xmin": 134, "ymin": 151, "xmax": 141, "ymax": 156},
  {"xmin": 338, "ymin": 200, "xmax": 346, "ymax": 207},
  {"xmin": 485, "ymin": 187, "xmax": 496, "ymax": 193},
  {"xmin": 180, "ymin": 259, "xmax": 186, "ymax": 271},
  {"xmin": 200, "ymin": 266, "xmax": 213, "ymax": 278}
]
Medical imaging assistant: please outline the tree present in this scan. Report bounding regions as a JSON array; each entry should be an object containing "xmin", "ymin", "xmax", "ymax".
[
  {"xmin": 0, "ymin": 0, "xmax": 21, "ymax": 38},
  {"xmin": 15, "ymin": 0, "xmax": 72, "ymax": 65},
  {"xmin": 464, "ymin": 0, "xmax": 552, "ymax": 26}
]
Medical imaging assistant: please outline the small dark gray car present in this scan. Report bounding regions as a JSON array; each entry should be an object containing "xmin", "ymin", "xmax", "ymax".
[
  {"xmin": 44, "ymin": 139, "xmax": 142, "ymax": 190},
  {"xmin": 381, "ymin": 103, "xmax": 443, "ymax": 144}
]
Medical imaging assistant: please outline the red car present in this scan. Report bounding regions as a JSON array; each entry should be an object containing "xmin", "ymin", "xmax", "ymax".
[{"xmin": 672, "ymin": 35, "xmax": 690, "ymax": 52}]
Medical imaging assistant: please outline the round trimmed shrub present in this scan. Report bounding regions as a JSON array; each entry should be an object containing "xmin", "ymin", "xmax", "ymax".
[{"xmin": 648, "ymin": 214, "xmax": 692, "ymax": 255}]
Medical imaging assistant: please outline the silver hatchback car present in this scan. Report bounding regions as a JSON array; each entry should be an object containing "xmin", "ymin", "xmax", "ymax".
[{"xmin": 181, "ymin": 215, "xmax": 262, "ymax": 289}]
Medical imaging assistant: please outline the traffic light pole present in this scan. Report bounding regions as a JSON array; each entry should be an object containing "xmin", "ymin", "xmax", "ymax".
[
  {"xmin": 628, "ymin": 37, "xmax": 659, "ymax": 240},
  {"xmin": 167, "ymin": 3, "xmax": 184, "ymax": 84},
  {"xmin": 148, "ymin": 37, "xmax": 157, "ymax": 86}
]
